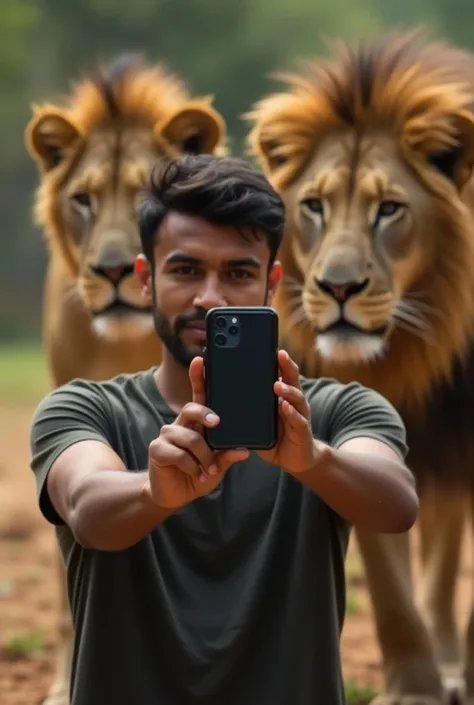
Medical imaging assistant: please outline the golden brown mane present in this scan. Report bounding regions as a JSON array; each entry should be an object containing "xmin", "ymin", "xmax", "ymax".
[
  {"xmin": 27, "ymin": 52, "xmax": 225, "ymax": 162},
  {"xmin": 246, "ymin": 30, "xmax": 474, "ymax": 412},
  {"xmin": 31, "ymin": 57, "xmax": 187, "ymax": 135},
  {"xmin": 247, "ymin": 29, "xmax": 474, "ymax": 194}
]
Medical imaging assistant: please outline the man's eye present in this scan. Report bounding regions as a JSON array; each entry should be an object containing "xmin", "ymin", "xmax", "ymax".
[
  {"xmin": 172, "ymin": 266, "xmax": 199, "ymax": 276},
  {"xmin": 229, "ymin": 270, "xmax": 251, "ymax": 279}
]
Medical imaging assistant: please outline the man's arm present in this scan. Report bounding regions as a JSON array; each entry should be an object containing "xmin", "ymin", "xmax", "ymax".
[
  {"xmin": 296, "ymin": 436, "xmax": 418, "ymax": 533},
  {"xmin": 30, "ymin": 372, "xmax": 245, "ymax": 552},
  {"xmin": 46, "ymin": 440, "xmax": 173, "ymax": 551},
  {"xmin": 293, "ymin": 377, "xmax": 418, "ymax": 533},
  {"xmin": 29, "ymin": 382, "xmax": 173, "ymax": 552}
]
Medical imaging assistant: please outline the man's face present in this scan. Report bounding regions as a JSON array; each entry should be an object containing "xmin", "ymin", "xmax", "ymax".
[{"xmin": 136, "ymin": 212, "xmax": 282, "ymax": 367}]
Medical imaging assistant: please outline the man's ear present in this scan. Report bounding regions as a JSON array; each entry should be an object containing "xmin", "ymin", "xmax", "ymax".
[
  {"xmin": 135, "ymin": 254, "xmax": 153, "ymax": 304},
  {"xmin": 267, "ymin": 261, "xmax": 283, "ymax": 304},
  {"xmin": 156, "ymin": 100, "xmax": 227, "ymax": 155},
  {"xmin": 25, "ymin": 107, "xmax": 82, "ymax": 172}
]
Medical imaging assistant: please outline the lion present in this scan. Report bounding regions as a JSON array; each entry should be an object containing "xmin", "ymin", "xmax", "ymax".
[
  {"xmin": 246, "ymin": 29, "xmax": 474, "ymax": 705},
  {"xmin": 25, "ymin": 53, "xmax": 227, "ymax": 705}
]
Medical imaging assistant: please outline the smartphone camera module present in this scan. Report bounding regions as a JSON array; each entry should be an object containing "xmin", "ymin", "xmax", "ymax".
[{"xmin": 208, "ymin": 311, "xmax": 241, "ymax": 349}]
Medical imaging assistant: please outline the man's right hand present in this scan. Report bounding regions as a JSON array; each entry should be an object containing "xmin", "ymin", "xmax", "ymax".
[{"xmin": 147, "ymin": 357, "xmax": 249, "ymax": 510}]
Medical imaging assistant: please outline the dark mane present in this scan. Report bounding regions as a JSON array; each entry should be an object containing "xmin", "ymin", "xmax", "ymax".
[
  {"xmin": 246, "ymin": 28, "xmax": 474, "ymax": 191},
  {"xmin": 321, "ymin": 31, "xmax": 418, "ymax": 124},
  {"xmin": 92, "ymin": 52, "xmax": 149, "ymax": 118},
  {"xmin": 295, "ymin": 28, "xmax": 474, "ymax": 128}
]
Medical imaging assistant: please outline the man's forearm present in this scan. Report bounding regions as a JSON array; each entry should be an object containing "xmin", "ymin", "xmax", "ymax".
[
  {"xmin": 293, "ymin": 443, "xmax": 418, "ymax": 533},
  {"xmin": 68, "ymin": 470, "xmax": 174, "ymax": 551}
]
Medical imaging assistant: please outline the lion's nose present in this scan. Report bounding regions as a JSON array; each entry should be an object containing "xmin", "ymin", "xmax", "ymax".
[
  {"xmin": 90, "ymin": 245, "xmax": 135, "ymax": 284},
  {"xmin": 315, "ymin": 274, "xmax": 369, "ymax": 303},
  {"xmin": 91, "ymin": 263, "xmax": 135, "ymax": 283}
]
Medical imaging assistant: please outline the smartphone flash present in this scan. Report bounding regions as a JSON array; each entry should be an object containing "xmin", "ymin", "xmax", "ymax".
[{"xmin": 231, "ymin": 317, "xmax": 237, "ymax": 324}]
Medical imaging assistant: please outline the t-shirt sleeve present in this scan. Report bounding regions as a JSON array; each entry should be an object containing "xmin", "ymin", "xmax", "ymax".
[
  {"xmin": 29, "ymin": 380, "xmax": 113, "ymax": 526},
  {"xmin": 307, "ymin": 379, "xmax": 408, "ymax": 461}
]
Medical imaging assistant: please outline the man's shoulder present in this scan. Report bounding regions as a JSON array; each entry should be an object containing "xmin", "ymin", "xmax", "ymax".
[
  {"xmin": 63, "ymin": 367, "xmax": 153, "ymax": 394},
  {"xmin": 300, "ymin": 374, "xmax": 407, "ymax": 458},
  {"xmin": 300, "ymin": 374, "xmax": 396, "ymax": 409},
  {"xmin": 301, "ymin": 374, "xmax": 378, "ymax": 405},
  {"xmin": 49, "ymin": 367, "xmax": 153, "ymax": 397},
  {"xmin": 31, "ymin": 368, "xmax": 155, "ymax": 425}
]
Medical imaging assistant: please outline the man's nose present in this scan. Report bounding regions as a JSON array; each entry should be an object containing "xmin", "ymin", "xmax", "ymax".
[{"xmin": 192, "ymin": 275, "xmax": 227, "ymax": 310}]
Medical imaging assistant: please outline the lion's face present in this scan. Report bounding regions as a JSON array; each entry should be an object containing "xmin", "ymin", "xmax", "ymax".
[
  {"xmin": 283, "ymin": 130, "xmax": 438, "ymax": 364},
  {"xmin": 59, "ymin": 125, "xmax": 158, "ymax": 342},
  {"xmin": 26, "ymin": 78, "xmax": 226, "ymax": 343}
]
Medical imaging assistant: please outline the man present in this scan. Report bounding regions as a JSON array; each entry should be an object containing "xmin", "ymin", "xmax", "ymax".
[{"xmin": 30, "ymin": 154, "xmax": 418, "ymax": 705}]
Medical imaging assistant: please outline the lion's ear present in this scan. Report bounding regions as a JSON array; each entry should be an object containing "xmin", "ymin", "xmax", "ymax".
[
  {"xmin": 244, "ymin": 96, "xmax": 297, "ymax": 176},
  {"xmin": 158, "ymin": 102, "xmax": 226, "ymax": 155},
  {"xmin": 249, "ymin": 131, "xmax": 289, "ymax": 174},
  {"xmin": 426, "ymin": 113, "xmax": 474, "ymax": 190},
  {"xmin": 25, "ymin": 108, "xmax": 82, "ymax": 172}
]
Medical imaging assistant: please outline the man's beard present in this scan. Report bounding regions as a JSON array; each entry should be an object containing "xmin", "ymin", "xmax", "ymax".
[
  {"xmin": 153, "ymin": 296, "xmax": 207, "ymax": 368},
  {"xmin": 152, "ymin": 281, "xmax": 271, "ymax": 369}
]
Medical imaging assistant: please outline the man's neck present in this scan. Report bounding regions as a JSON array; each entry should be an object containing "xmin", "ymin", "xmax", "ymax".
[{"xmin": 153, "ymin": 350, "xmax": 193, "ymax": 413}]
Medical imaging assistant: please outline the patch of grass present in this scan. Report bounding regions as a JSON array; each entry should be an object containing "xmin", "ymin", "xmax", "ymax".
[
  {"xmin": 0, "ymin": 341, "xmax": 49, "ymax": 404},
  {"xmin": 346, "ymin": 547, "xmax": 365, "ymax": 586},
  {"xmin": 346, "ymin": 588, "xmax": 362, "ymax": 615},
  {"xmin": 345, "ymin": 678, "xmax": 377, "ymax": 704},
  {"xmin": 4, "ymin": 628, "xmax": 46, "ymax": 660}
]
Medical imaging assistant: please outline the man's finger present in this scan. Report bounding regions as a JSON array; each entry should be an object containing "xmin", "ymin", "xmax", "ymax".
[
  {"xmin": 149, "ymin": 440, "xmax": 202, "ymax": 478},
  {"xmin": 280, "ymin": 399, "xmax": 309, "ymax": 433},
  {"xmin": 274, "ymin": 380, "xmax": 310, "ymax": 420},
  {"xmin": 216, "ymin": 449, "xmax": 250, "ymax": 472},
  {"xmin": 161, "ymin": 425, "xmax": 215, "ymax": 471},
  {"xmin": 189, "ymin": 356, "xmax": 206, "ymax": 406},
  {"xmin": 174, "ymin": 401, "xmax": 219, "ymax": 429},
  {"xmin": 278, "ymin": 349, "xmax": 302, "ymax": 389}
]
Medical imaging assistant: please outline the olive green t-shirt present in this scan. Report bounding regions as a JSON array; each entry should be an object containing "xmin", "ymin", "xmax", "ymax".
[{"xmin": 29, "ymin": 368, "xmax": 407, "ymax": 705}]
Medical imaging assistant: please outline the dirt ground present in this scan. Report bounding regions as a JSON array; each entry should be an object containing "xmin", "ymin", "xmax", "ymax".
[{"xmin": 0, "ymin": 399, "xmax": 472, "ymax": 705}]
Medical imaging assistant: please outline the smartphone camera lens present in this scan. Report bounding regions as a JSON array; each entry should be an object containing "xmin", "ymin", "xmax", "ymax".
[
  {"xmin": 215, "ymin": 333, "xmax": 227, "ymax": 346},
  {"xmin": 228, "ymin": 325, "xmax": 238, "ymax": 335},
  {"xmin": 215, "ymin": 316, "xmax": 227, "ymax": 329}
]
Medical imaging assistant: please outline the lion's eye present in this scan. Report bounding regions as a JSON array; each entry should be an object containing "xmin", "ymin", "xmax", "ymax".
[
  {"xmin": 301, "ymin": 198, "xmax": 324, "ymax": 216},
  {"xmin": 72, "ymin": 193, "xmax": 92, "ymax": 208},
  {"xmin": 377, "ymin": 200, "xmax": 404, "ymax": 218}
]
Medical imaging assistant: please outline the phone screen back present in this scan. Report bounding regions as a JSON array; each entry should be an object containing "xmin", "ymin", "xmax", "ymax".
[{"xmin": 204, "ymin": 307, "xmax": 279, "ymax": 450}]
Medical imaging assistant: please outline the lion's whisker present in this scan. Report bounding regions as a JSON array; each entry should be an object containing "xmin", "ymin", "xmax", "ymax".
[
  {"xmin": 401, "ymin": 297, "xmax": 447, "ymax": 324},
  {"xmin": 394, "ymin": 305, "xmax": 431, "ymax": 332},
  {"xmin": 392, "ymin": 318, "xmax": 436, "ymax": 347},
  {"xmin": 288, "ymin": 305, "xmax": 310, "ymax": 329}
]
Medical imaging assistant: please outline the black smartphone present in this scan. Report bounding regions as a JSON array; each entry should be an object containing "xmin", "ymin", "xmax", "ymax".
[{"xmin": 204, "ymin": 306, "xmax": 279, "ymax": 451}]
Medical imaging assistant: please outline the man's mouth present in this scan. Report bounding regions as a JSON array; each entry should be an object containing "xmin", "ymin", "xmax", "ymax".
[{"xmin": 183, "ymin": 321, "xmax": 206, "ymax": 341}]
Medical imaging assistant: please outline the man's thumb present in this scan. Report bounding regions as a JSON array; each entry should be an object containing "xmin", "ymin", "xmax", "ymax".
[
  {"xmin": 218, "ymin": 449, "xmax": 250, "ymax": 472},
  {"xmin": 189, "ymin": 356, "xmax": 206, "ymax": 405}
]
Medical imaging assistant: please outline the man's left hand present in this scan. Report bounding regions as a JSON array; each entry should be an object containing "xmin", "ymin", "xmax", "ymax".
[{"xmin": 257, "ymin": 350, "xmax": 326, "ymax": 474}]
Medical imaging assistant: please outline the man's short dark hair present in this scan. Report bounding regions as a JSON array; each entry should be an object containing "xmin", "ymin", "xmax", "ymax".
[{"xmin": 138, "ymin": 154, "xmax": 286, "ymax": 266}]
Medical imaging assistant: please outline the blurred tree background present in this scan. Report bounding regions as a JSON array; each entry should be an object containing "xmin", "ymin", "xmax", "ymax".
[{"xmin": 0, "ymin": 0, "xmax": 467, "ymax": 340}]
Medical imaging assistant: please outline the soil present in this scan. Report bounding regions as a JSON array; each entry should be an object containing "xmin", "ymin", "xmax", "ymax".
[{"xmin": 0, "ymin": 399, "xmax": 472, "ymax": 705}]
